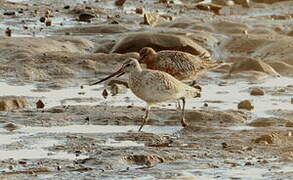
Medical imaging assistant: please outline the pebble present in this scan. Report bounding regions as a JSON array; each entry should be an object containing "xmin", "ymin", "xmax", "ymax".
[
  {"xmin": 102, "ymin": 89, "xmax": 108, "ymax": 99},
  {"xmin": 5, "ymin": 27, "xmax": 12, "ymax": 37},
  {"xmin": 45, "ymin": 20, "xmax": 52, "ymax": 26},
  {"xmin": 4, "ymin": 11, "xmax": 16, "ymax": 16},
  {"xmin": 40, "ymin": 17, "xmax": 47, "ymax": 23},
  {"xmin": 64, "ymin": 5, "xmax": 70, "ymax": 9},
  {"xmin": 78, "ymin": 13, "xmax": 95, "ymax": 22},
  {"xmin": 115, "ymin": 0, "xmax": 127, "ymax": 6},
  {"xmin": 135, "ymin": 8, "xmax": 144, "ymax": 14},
  {"xmin": 238, "ymin": 100, "xmax": 254, "ymax": 110},
  {"xmin": 250, "ymin": 88, "xmax": 265, "ymax": 96},
  {"xmin": 36, "ymin": 100, "xmax": 45, "ymax": 109},
  {"xmin": 3, "ymin": 123, "xmax": 20, "ymax": 132}
]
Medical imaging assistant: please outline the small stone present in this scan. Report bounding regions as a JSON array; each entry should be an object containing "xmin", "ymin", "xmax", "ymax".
[
  {"xmin": 64, "ymin": 5, "xmax": 70, "ymax": 9},
  {"xmin": 36, "ymin": 100, "xmax": 45, "ymax": 109},
  {"xmin": 254, "ymin": 135, "xmax": 273, "ymax": 144},
  {"xmin": 57, "ymin": 166, "xmax": 61, "ymax": 171},
  {"xmin": 115, "ymin": 0, "xmax": 127, "ymax": 6},
  {"xmin": 159, "ymin": 0, "xmax": 168, "ymax": 3},
  {"xmin": 80, "ymin": 85, "xmax": 84, "ymax": 89},
  {"xmin": 4, "ymin": 11, "xmax": 16, "ymax": 16},
  {"xmin": 18, "ymin": 160, "xmax": 27, "ymax": 164},
  {"xmin": 102, "ymin": 89, "xmax": 108, "ymax": 99},
  {"xmin": 5, "ymin": 28, "xmax": 11, "ymax": 37},
  {"xmin": 250, "ymin": 88, "xmax": 265, "ymax": 96},
  {"xmin": 135, "ymin": 7, "xmax": 144, "ymax": 14},
  {"xmin": 244, "ymin": 162, "xmax": 253, "ymax": 166},
  {"xmin": 204, "ymin": 103, "xmax": 208, "ymax": 107},
  {"xmin": 285, "ymin": 122, "xmax": 293, "ymax": 127},
  {"xmin": 222, "ymin": 142, "xmax": 228, "ymax": 149},
  {"xmin": 40, "ymin": 17, "xmax": 47, "ymax": 23},
  {"xmin": 78, "ymin": 13, "xmax": 95, "ymax": 22},
  {"xmin": 45, "ymin": 20, "xmax": 52, "ymax": 26},
  {"xmin": 3, "ymin": 123, "xmax": 20, "ymax": 132},
  {"xmin": 238, "ymin": 100, "xmax": 254, "ymax": 110}
]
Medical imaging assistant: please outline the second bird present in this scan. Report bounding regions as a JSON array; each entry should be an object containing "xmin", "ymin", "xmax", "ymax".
[{"xmin": 139, "ymin": 47, "xmax": 219, "ymax": 82}]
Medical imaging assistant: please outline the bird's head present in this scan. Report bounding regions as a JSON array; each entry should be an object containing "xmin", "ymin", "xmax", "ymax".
[{"xmin": 138, "ymin": 47, "xmax": 157, "ymax": 64}]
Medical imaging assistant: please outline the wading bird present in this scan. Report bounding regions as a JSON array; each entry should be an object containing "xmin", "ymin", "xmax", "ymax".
[
  {"xmin": 90, "ymin": 58, "xmax": 200, "ymax": 131},
  {"xmin": 139, "ymin": 47, "xmax": 219, "ymax": 82}
]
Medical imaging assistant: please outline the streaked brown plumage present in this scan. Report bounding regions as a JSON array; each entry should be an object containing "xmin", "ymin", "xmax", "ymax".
[
  {"xmin": 139, "ymin": 47, "xmax": 219, "ymax": 81},
  {"xmin": 90, "ymin": 58, "xmax": 201, "ymax": 131}
]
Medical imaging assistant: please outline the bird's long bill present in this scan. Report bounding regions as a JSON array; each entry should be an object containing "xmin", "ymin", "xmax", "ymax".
[{"xmin": 89, "ymin": 67, "xmax": 125, "ymax": 86}]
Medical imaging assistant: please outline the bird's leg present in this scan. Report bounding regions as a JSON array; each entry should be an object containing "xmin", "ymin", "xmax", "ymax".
[
  {"xmin": 176, "ymin": 100, "xmax": 181, "ymax": 111},
  {"xmin": 139, "ymin": 105, "xmax": 151, "ymax": 131},
  {"xmin": 180, "ymin": 98, "xmax": 187, "ymax": 127}
]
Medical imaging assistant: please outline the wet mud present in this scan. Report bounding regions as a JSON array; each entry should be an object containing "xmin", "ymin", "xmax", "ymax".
[{"xmin": 0, "ymin": 0, "xmax": 293, "ymax": 179}]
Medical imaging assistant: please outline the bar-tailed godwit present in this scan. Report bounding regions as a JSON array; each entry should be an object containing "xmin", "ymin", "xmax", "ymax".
[
  {"xmin": 90, "ymin": 58, "xmax": 201, "ymax": 131},
  {"xmin": 139, "ymin": 47, "xmax": 219, "ymax": 82}
]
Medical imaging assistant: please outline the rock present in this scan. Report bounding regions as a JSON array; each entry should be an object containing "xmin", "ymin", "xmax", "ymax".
[
  {"xmin": 250, "ymin": 88, "xmax": 264, "ymax": 96},
  {"xmin": 143, "ymin": 13, "xmax": 168, "ymax": 26},
  {"xmin": 78, "ymin": 13, "xmax": 95, "ymax": 22},
  {"xmin": 3, "ymin": 122, "xmax": 20, "ymax": 132},
  {"xmin": 249, "ymin": 117, "xmax": 289, "ymax": 127},
  {"xmin": 238, "ymin": 100, "xmax": 254, "ymax": 110},
  {"xmin": 36, "ymin": 100, "xmax": 45, "ymax": 109},
  {"xmin": 123, "ymin": 154, "xmax": 164, "ymax": 167},
  {"xmin": 64, "ymin": 5, "xmax": 70, "ymax": 9},
  {"xmin": 40, "ymin": 17, "xmax": 47, "ymax": 23},
  {"xmin": 185, "ymin": 110, "xmax": 246, "ymax": 125},
  {"xmin": 229, "ymin": 58, "xmax": 279, "ymax": 76},
  {"xmin": 102, "ymin": 89, "xmax": 108, "ymax": 99},
  {"xmin": 0, "ymin": 96, "xmax": 29, "ymax": 111},
  {"xmin": 115, "ymin": 0, "xmax": 127, "ymax": 6},
  {"xmin": 286, "ymin": 122, "xmax": 293, "ymax": 127},
  {"xmin": 45, "ymin": 20, "xmax": 52, "ymax": 26},
  {"xmin": 4, "ymin": 11, "xmax": 16, "ymax": 16},
  {"xmin": 111, "ymin": 32, "xmax": 211, "ymax": 58},
  {"xmin": 254, "ymin": 135, "xmax": 274, "ymax": 144},
  {"xmin": 135, "ymin": 8, "xmax": 144, "ymax": 14},
  {"xmin": 5, "ymin": 27, "xmax": 11, "ymax": 37}
]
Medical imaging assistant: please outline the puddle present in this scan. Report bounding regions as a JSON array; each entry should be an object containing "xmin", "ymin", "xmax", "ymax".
[
  {"xmin": 0, "ymin": 135, "xmax": 87, "ymax": 160},
  {"xmin": 225, "ymin": 125, "xmax": 255, "ymax": 131},
  {"xmin": 103, "ymin": 138, "xmax": 143, "ymax": 147},
  {"xmin": 17, "ymin": 125, "xmax": 182, "ymax": 135},
  {"xmin": 0, "ymin": 138, "xmax": 86, "ymax": 160},
  {"xmin": 0, "ymin": 125, "xmax": 181, "ymax": 160}
]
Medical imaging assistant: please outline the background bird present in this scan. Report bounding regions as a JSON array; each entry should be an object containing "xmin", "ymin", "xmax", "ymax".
[
  {"xmin": 90, "ymin": 58, "xmax": 201, "ymax": 131},
  {"xmin": 139, "ymin": 47, "xmax": 220, "ymax": 82}
]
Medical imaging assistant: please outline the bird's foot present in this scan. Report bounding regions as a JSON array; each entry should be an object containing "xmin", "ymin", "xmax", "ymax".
[{"xmin": 181, "ymin": 118, "xmax": 188, "ymax": 127}]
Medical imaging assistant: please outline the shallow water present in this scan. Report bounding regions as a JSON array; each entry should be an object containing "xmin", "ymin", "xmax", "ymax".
[
  {"xmin": 1, "ymin": 76, "xmax": 292, "ymax": 119},
  {"xmin": 0, "ymin": 124, "xmax": 181, "ymax": 160}
]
